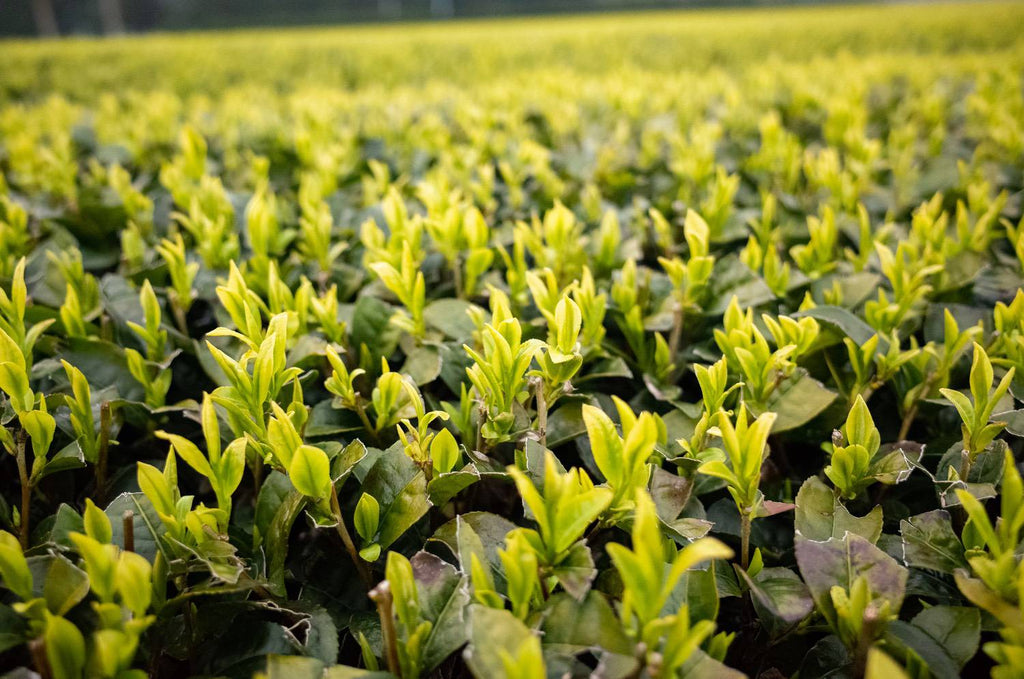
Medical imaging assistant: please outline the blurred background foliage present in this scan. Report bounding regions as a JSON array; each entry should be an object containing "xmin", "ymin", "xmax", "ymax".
[
  {"xmin": 5, "ymin": 0, "xmax": 864, "ymax": 38},
  {"xmin": 2, "ymin": 1, "xmax": 1023, "ymax": 103}
]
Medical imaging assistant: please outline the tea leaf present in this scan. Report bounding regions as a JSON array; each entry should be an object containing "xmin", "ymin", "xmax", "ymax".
[{"xmin": 899, "ymin": 510, "xmax": 967, "ymax": 573}]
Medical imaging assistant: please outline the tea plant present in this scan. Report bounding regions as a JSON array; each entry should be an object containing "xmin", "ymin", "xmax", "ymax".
[{"xmin": 0, "ymin": 3, "xmax": 1022, "ymax": 677}]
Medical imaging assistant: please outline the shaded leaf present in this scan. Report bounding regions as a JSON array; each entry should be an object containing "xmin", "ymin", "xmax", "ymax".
[
  {"xmin": 885, "ymin": 621, "xmax": 959, "ymax": 679},
  {"xmin": 0, "ymin": 604, "xmax": 25, "ymax": 654},
  {"xmin": 411, "ymin": 551, "xmax": 470, "ymax": 671},
  {"xmin": 799, "ymin": 635, "xmax": 853, "ymax": 679},
  {"xmin": 541, "ymin": 591, "xmax": 633, "ymax": 656},
  {"xmin": 430, "ymin": 512, "xmax": 516, "ymax": 582},
  {"xmin": 546, "ymin": 400, "xmax": 589, "ymax": 448},
  {"xmin": 362, "ymin": 448, "xmax": 431, "ymax": 549},
  {"xmin": 669, "ymin": 563, "xmax": 719, "ymax": 622},
  {"xmin": 795, "ymin": 477, "xmax": 882, "ymax": 543},
  {"xmin": 911, "ymin": 605, "xmax": 979, "ymax": 669},
  {"xmin": 106, "ymin": 492, "xmax": 165, "ymax": 563},
  {"xmin": 797, "ymin": 305, "xmax": 885, "ymax": 349},
  {"xmin": 763, "ymin": 371, "xmax": 837, "ymax": 432},
  {"xmin": 424, "ymin": 298, "xmax": 484, "ymax": 340},
  {"xmin": 796, "ymin": 533, "xmax": 908, "ymax": 629},
  {"xmin": 351, "ymin": 296, "xmax": 400, "ymax": 361},
  {"xmin": 427, "ymin": 466, "xmax": 480, "ymax": 507},
  {"xmin": 35, "ymin": 555, "xmax": 89, "ymax": 616},
  {"xmin": 463, "ymin": 604, "xmax": 536, "ymax": 678},
  {"xmin": 551, "ymin": 540, "xmax": 597, "ymax": 600},
  {"xmin": 899, "ymin": 510, "xmax": 967, "ymax": 573},
  {"xmin": 306, "ymin": 401, "xmax": 366, "ymax": 437},
  {"xmin": 738, "ymin": 566, "xmax": 814, "ymax": 638},
  {"xmin": 403, "ymin": 345, "xmax": 442, "ymax": 386}
]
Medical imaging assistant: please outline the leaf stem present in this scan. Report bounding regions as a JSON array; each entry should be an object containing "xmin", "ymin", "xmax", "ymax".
[
  {"xmin": 854, "ymin": 384, "xmax": 877, "ymax": 410},
  {"xmin": 898, "ymin": 371, "xmax": 938, "ymax": 441},
  {"xmin": 823, "ymin": 350, "xmax": 846, "ymax": 400},
  {"xmin": 897, "ymin": 404, "xmax": 918, "ymax": 442},
  {"xmin": 354, "ymin": 399, "xmax": 379, "ymax": 446},
  {"xmin": 475, "ymin": 401, "xmax": 486, "ymax": 454},
  {"xmin": 533, "ymin": 377, "xmax": 547, "ymax": 450},
  {"xmin": 370, "ymin": 581, "xmax": 402, "ymax": 677},
  {"xmin": 123, "ymin": 510, "xmax": 135, "ymax": 553},
  {"xmin": 452, "ymin": 256, "xmax": 464, "ymax": 300},
  {"xmin": 330, "ymin": 482, "xmax": 374, "ymax": 588},
  {"xmin": 959, "ymin": 448, "xmax": 973, "ymax": 483},
  {"xmin": 169, "ymin": 293, "xmax": 189, "ymax": 336},
  {"xmin": 668, "ymin": 301, "xmax": 685, "ymax": 366},
  {"xmin": 29, "ymin": 637, "xmax": 51, "ymax": 679},
  {"xmin": 16, "ymin": 429, "xmax": 30, "ymax": 549},
  {"xmin": 250, "ymin": 457, "xmax": 264, "ymax": 504},
  {"xmin": 851, "ymin": 615, "xmax": 879, "ymax": 679},
  {"xmin": 96, "ymin": 401, "xmax": 112, "ymax": 504},
  {"xmin": 740, "ymin": 508, "xmax": 752, "ymax": 571}
]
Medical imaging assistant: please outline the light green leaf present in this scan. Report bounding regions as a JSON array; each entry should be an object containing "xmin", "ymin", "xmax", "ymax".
[
  {"xmin": 45, "ymin": 614, "xmax": 86, "ymax": 679},
  {"xmin": 156, "ymin": 431, "xmax": 213, "ymax": 479},
  {"xmin": 290, "ymin": 444, "xmax": 332, "ymax": 500}
]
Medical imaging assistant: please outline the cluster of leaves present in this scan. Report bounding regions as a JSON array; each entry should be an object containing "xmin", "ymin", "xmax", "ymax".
[{"xmin": 1, "ymin": 3, "xmax": 1024, "ymax": 678}]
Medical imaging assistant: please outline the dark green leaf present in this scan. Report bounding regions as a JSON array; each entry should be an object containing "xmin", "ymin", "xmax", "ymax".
[
  {"xmin": 36, "ymin": 555, "xmax": 89, "ymax": 616},
  {"xmin": 57, "ymin": 338, "xmax": 144, "ymax": 402},
  {"xmin": 411, "ymin": 551, "xmax": 470, "ymax": 671},
  {"xmin": 797, "ymin": 305, "xmax": 884, "ymax": 349},
  {"xmin": 261, "ymin": 483, "xmax": 306, "ymax": 597},
  {"xmin": 900, "ymin": 510, "xmax": 967, "ymax": 573},
  {"xmin": 763, "ymin": 370, "xmax": 837, "ymax": 432},
  {"xmin": 798, "ymin": 635, "xmax": 853, "ymax": 679},
  {"xmin": 106, "ymin": 492, "xmax": 165, "ymax": 563},
  {"xmin": 306, "ymin": 401, "xmax": 366, "ymax": 437},
  {"xmin": 424, "ymin": 299, "xmax": 484, "ymax": 340},
  {"xmin": 546, "ymin": 399, "xmax": 589, "ymax": 448},
  {"xmin": 430, "ymin": 512, "xmax": 516, "ymax": 585},
  {"xmin": 551, "ymin": 540, "xmax": 597, "ymax": 600},
  {"xmin": 668, "ymin": 563, "xmax": 719, "ymax": 622},
  {"xmin": 911, "ymin": 605, "xmax": 980, "ymax": 669},
  {"xmin": 541, "ymin": 591, "xmax": 633, "ymax": 656},
  {"xmin": 36, "ymin": 504, "xmax": 83, "ymax": 549},
  {"xmin": 403, "ymin": 345, "xmax": 442, "ymax": 386},
  {"xmin": 332, "ymin": 439, "xmax": 369, "ymax": 480},
  {"xmin": 997, "ymin": 408, "xmax": 1024, "ymax": 437},
  {"xmin": 704, "ymin": 256, "xmax": 776, "ymax": 315},
  {"xmin": 794, "ymin": 477, "xmax": 882, "ymax": 543},
  {"xmin": 886, "ymin": 621, "xmax": 960, "ymax": 679},
  {"xmin": 361, "ymin": 448, "xmax": 431, "ymax": 549},
  {"xmin": 795, "ymin": 533, "xmax": 908, "ymax": 629},
  {"xmin": 0, "ymin": 603, "xmax": 25, "ymax": 653},
  {"xmin": 37, "ymin": 442, "xmax": 86, "ymax": 480},
  {"xmin": 738, "ymin": 566, "xmax": 814, "ymax": 638},
  {"xmin": 575, "ymin": 356, "xmax": 633, "ymax": 384},
  {"xmin": 427, "ymin": 466, "xmax": 480, "ymax": 506},
  {"xmin": 351, "ymin": 296, "xmax": 401, "ymax": 360}
]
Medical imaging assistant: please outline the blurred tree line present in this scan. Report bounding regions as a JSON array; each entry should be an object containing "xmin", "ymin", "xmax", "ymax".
[{"xmin": 2, "ymin": 0, "xmax": 790, "ymax": 37}]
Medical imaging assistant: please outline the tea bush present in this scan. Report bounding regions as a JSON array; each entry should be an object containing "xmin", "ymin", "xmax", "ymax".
[{"xmin": 0, "ymin": 3, "xmax": 1023, "ymax": 677}]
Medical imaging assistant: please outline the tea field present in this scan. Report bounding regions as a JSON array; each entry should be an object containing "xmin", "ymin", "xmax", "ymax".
[{"xmin": 0, "ymin": 2, "xmax": 1023, "ymax": 677}]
